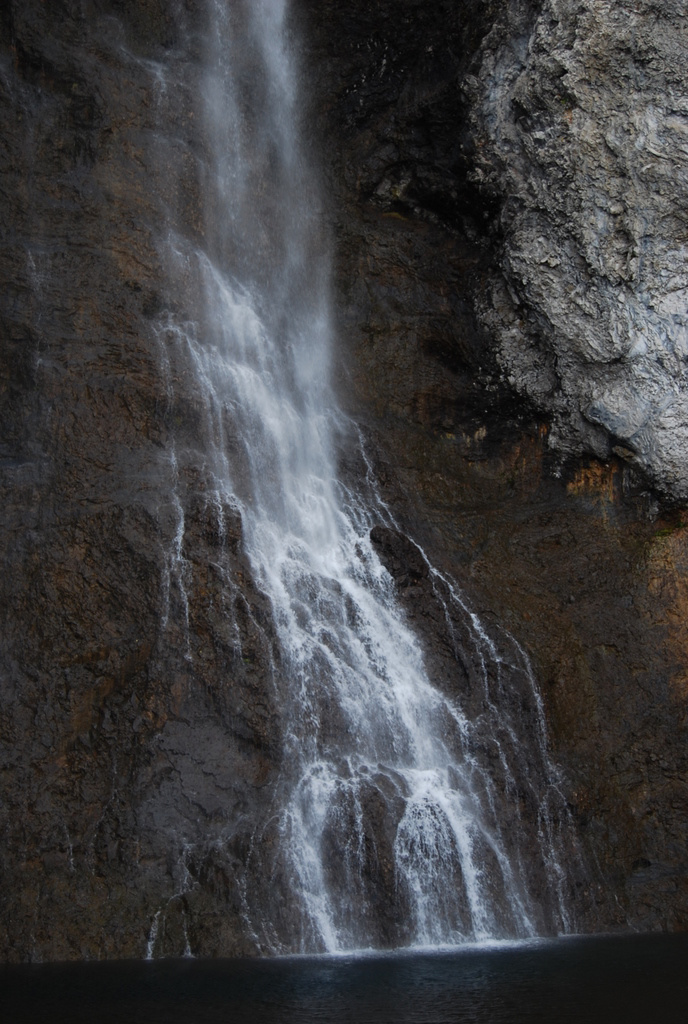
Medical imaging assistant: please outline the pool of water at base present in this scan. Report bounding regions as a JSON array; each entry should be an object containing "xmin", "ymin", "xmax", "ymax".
[{"xmin": 2, "ymin": 933, "xmax": 687, "ymax": 1024}]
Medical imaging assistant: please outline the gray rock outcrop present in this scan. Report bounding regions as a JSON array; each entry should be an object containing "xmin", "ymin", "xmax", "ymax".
[{"xmin": 470, "ymin": 0, "xmax": 688, "ymax": 499}]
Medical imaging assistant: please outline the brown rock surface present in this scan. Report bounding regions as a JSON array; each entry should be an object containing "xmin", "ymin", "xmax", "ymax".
[
  {"xmin": 300, "ymin": 0, "xmax": 688, "ymax": 935},
  {"xmin": 0, "ymin": 0, "xmax": 282, "ymax": 960},
  {"xmin": 0, "ymin": 0, "xmax": 687, "ymax": 960}
]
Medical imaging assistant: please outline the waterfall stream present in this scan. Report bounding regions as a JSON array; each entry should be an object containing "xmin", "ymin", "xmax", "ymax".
[{"xmin": 153, "ymin": 0, "xmax": 577, "ymax": 953}]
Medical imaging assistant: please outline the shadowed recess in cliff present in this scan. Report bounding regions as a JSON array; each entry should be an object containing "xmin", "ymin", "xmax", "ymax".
[{"xmin": 148, "ymin": 0, "xmax": 583, "ymax": 953}]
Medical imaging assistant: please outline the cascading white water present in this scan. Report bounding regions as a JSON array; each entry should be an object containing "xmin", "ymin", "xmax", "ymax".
[{"xmin": 155, "ymin": 0, "xmax": 578, "ymax": 953}]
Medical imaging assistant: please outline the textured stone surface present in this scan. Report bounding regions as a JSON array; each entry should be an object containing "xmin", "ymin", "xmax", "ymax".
[
  {"xmin": 301, "ymin": 0, "xmax": 688, "ymax": 936},
  {"xmin": 468, "ymin": 0, "xmax": 688, "ymax": 499},
  {"xmin": 0, "ymin": 0, "xmax": 282, "ymax": 960},
  {"xmin": 1, "ymin": 0, "xmax": 688, "ymax": 961}
]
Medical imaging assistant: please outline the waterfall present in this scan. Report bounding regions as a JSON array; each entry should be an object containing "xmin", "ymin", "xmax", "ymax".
[{"xmin": 153, "ymin": 0, "xmax": 577, "ymax": 953}]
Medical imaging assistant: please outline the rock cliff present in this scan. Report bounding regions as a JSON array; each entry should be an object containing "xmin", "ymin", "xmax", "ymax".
[
  {"xmin": 1, "ymin": 0, "xmax": 687, "ymax": 960},
  {"xmin": 471, "ymin": 0, "xmax": 688, "ymax": 502},
  {"xmin": 301, "ymin": 0, "xmax": 688, "ymax": 935}
]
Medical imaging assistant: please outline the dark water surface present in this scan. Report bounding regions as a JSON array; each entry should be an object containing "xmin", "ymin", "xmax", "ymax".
[{"xmin": 2, "ymin": 933, "xmax": 687, "ymax": 1024}]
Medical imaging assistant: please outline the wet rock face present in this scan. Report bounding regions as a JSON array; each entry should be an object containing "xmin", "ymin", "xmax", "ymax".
[
  {"xmin": 303, "ymin": 0, "xmax": 688, "ymax": 500},
  {"xmin": 301, "ymin": 0, "xmax": 688, "ymax": 935},
  {"xmin": 0, "ymin": 0, "xmax": 283, "ymax": 960},
  {"xmin": 298, "ymin": 0, "xmax": 513, "ymax": 438},
  {"xmin": 1, "ymin": 0, "xmax": 688, "ymax": 960}
]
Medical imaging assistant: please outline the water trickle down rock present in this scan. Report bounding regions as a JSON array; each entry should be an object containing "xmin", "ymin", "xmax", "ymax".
[
  {"xmin": 147, "ymin": 0, "xmax": 580, "ymax": 953},
  {"xmin": 7, "ymin": 0, "xmax": 688, "ymax": 959}
]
